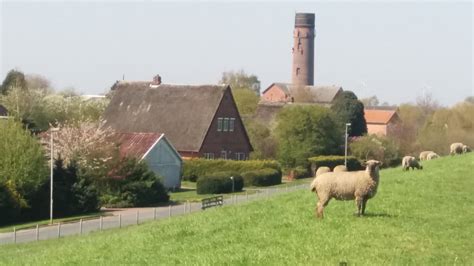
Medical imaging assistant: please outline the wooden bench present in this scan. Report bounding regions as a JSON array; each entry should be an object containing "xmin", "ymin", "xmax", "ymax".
[{"xmin": 201, "ymin": 195, "xmax": 224, "ymax": 210}]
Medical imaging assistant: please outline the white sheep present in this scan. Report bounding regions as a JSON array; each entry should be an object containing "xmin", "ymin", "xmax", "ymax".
[
  {"xmin": 402, "ymin": 156, "xmax": 423, "ymax": 171},
  {"xmin": 419, "ymin": 151, "xmax": 434, "ymax": 161},
  {"xmin": 315, "ymin": 166, "xmax": 331, "ymax": 177},
  {"xmin": 426, "ymin": 152, "xmax": 440, "ymax": 160},
  {"xmin": 310, "ymin": 160, "xmax": 382, "ymax": 218},
  {"xmin": 450, "ymin": 142, "xmax": 464, "ymax": 155},
  {"xmin": 333, "ymin": 165, "xmax": 348, "ymax": 172}
]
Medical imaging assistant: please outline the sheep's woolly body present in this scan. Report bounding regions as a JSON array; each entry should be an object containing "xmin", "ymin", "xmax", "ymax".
[
  {"xmin": 315, "ymin": 166, "xmax": 331, "ymax": 177},
  {"xmin": 450, "ymin": 143, "xmax": 464, "ymax": 155},
  {"xmin": 310, "ymin": 160, "xmax": 382, "ymax": 218},
  {"xmin": 419, "ymin": 151, "xmax": 434, "ymax": 161},
  {"xmin": 426, "ymin": 152, "xmax": 439, "ymax": 160},
  {"xmin": 312, "ymin": 170, "xmax": 379, "ymax": 200},
  {"xmin": 402, "ymin": 156, "xmax": 422, "ymax": 170},
  {"xmin": 333, "ymin": 165, "xmax": 347, "ymax": 172}
]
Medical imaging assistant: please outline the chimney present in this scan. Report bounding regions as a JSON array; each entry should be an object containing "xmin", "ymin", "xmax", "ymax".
[{"xmin": 152, "ymin": 74, "xmax": 162, "ymax": 85}]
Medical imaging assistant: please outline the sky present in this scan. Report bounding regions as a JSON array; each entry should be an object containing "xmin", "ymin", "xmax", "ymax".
[{"xmin": 1, "ymin": 1, "xmax": 472, "ymax": 106}]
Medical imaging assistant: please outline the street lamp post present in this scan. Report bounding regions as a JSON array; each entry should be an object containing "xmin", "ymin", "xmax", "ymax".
[
  {"xmin": 344, "ymin": 123, "xmax": 351, "ymax": 167},
  {"xmin": 50, "ymin": 128, "xmax": 59, "ymax": 225},
  {"xmin": 230, "ymin": 176, "xmax": 234, "ymax": 194}
]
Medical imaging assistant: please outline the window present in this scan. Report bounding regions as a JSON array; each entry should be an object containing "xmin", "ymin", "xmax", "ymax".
[
  {"xmin": 296, "ymin": 68, "xmax": 300, "ymax": 76},
  {"xmin": 220, "ymin": 150, "xmax": 227, "ymax": 159},
  {"xmin": 217, "ymin": 118, "xmax": 223, "ymax": 132},
  {"xmin": 229, "ymin": 118, "xmax": 235, "ymax": 132},
  {"xmin": 223, "ymin": 118, "xmax": 229, "ymax": 132},
  {"xmin": 204, "ymin": 153, "xmax": 214, "ymax": 160}
]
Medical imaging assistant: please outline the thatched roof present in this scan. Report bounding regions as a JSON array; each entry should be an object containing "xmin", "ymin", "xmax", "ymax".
[{"xmin": 103, "ymin": 82, "xmax": 229, "ymax": 152}]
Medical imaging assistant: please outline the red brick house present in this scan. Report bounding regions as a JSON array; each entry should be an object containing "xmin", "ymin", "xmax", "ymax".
[
  {"xmin": 364, "ymin": 108, "xmax": 401, "ymax": 137},
  {"xmin": 261, "ymin": 82, "xmax": 342, "ymax": 106},
  {"xmin": 103, "ymin": 77, "xmax": 253, "ymax": 160}
]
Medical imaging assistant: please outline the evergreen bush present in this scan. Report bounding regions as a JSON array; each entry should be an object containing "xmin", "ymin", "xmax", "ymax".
[
  {"xmin": 241, "ymin": 168, "xmax": 281, "ymax": 187},
  {"xmin": 196, "ymin": 172, "xmax": 243, "ymax": 194}
]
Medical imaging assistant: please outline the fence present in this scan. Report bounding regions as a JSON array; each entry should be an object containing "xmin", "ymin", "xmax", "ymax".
[{"xmin": 0, "ymin": 183, "xmax": 308, "ymax": 245}]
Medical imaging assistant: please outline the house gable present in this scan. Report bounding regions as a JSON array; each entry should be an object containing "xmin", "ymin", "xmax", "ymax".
[{"xmin": 199, "ymin": 86, "xmax": 253, "ymax": 159}]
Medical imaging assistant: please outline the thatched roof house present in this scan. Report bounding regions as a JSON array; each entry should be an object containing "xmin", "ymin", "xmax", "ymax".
[{"xmin": 103, "ymin": 78, "xmax": 253, "ymax": 160}]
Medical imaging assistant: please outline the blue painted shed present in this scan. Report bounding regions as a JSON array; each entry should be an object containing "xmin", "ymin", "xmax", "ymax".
[{"xmin": 117, "ymin": 132, "xmax": 182, "ymax": 189}]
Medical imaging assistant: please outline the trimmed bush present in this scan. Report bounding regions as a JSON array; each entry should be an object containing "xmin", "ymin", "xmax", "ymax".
[
  {"xmin": 196, "ymin": 172, "xmax": 244, "ymax": 194},
  {"xmin": 293, "ymin": 166, "xmax": 310, "ymax": 179},
  {"xmin": 308, "ymin": 155, "xmax": 362, "ymax": 174},
  {"xmin": 242, "ymin": 168, "xmax": 282, "ymax": 187},
  {"xmin": 183, "ymin": 159, "xmax": 281, "ymax": 182}
]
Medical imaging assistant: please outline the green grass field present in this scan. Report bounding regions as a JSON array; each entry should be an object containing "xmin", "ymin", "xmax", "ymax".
[{"xmin": 1, "ymin": 153, "xmax": 473, "ymax": 265}]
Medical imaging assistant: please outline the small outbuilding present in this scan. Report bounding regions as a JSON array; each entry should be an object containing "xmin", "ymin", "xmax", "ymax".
[
  {"xmin": 364, "ymin": 108, "xmax": 401, "ymax": 137},
  {"xmin": 116, "ymin": 132, "xmax": 182, "ymax": 190}
]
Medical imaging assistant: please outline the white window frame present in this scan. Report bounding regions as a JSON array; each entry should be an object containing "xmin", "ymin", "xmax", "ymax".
[
  {"xmin": 221, "ymin": 150, "xmax": 227, "ymax": 159},
  {"xmin": 229, "ymin": 118, "xmax": 235, "ymax": 132},
  {"xmin": 217, "ymin": 118, "xmax": 223, "ymax": 132},
  {"xmin": 223, "ymin": 118, "xmax": 229, "ymax": 132}
]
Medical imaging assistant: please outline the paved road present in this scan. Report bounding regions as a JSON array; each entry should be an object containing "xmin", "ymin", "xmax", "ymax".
[{"xmin": 0, "ymin": 183, "xmax": 308, "ymax": 245}]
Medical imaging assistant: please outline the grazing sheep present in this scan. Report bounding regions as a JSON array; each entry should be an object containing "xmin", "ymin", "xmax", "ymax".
[
  {"xmin": 310, "ymin": 160, "xmax": 382, "ymax": 218},
  {"xmin": 419, "ymin": 151, "xmax": 434, "ymax": 161},
  {"xmin": 426, "ymin": 152, "xmax": 440, "ymax": 160},
  {"xmin": 450, "ymin": 143, "xmax": 464, "ymax": 155},
  {"xmin": 315, "ymin": 166, "xmax": 331, "ymax": 177},
  {"xmin": 402, "ymin": 156, "xmax": 423, "ymax": 171},
  {"xmin": 462, "ymin": 145, "xmax": 471, "ymax": 153},
  {"xmin": 333, "ymin": 165, "xmax": 348, "ymax": 172}
]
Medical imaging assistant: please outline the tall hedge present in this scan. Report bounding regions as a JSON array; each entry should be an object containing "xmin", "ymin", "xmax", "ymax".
[
  {"xmin": 242, "ymin": 168, "xmax": 281, "ymax": 187},
  {"xmin": 308, "ymin": 155, "xmax": 362, "ymax": 174},
  {"xmin": 196, "ymin": 172, "xmax": 244, "ymax": 194},
  {"xmin": 183, "ymin": 159, "xmax": 281, "ymax": 182}
]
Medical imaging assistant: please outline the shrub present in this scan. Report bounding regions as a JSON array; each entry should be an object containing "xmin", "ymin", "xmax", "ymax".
[
  {"xmin": 293, "ymin": 166, "xmax": 311, "ymax": 179},
  {"xmin": 0, "ymin": 181, "xmax": 26, "ymax": 225},
  {"xmin": 183, "ymin": 159, "xmax": 280, "ymax": 182},
  {"xmin": 101, "ymin": 158, "xmax": 169, "ymax": 207},
  {"xmin": 350, "ymin": 135, "xmax": 400, "ymax": 167},
  {"xmin": 242, "ymin": 168, "xmax": 282, "ymax": 187},
  {"xmin": 196, "ymin": 172, "xmax": 243, "ymax": 194},
  {"xmin": 308, "ymin": 155, "xmax": 362, "ymax": 174}
]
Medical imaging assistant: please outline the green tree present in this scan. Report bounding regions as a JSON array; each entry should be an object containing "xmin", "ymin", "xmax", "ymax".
[
  {"xmin": 0, "ymin": 69, "xmax": 27, "ymax": 94},
  {"xmin": 245, "ymin": 120, "xmax": 278, "ymax": 159},
  {"xmin": 350, "ymin": 135, "xmax": 400, "ymax": 166},
  {"xmin": 219, "ymin": 70, "xmax": 260, "ymax": 94},
  {"xmin": 275, "ymin": 105, "xmax": 342, "ymax": 168},
  {"xmin": 232, "ymin": 89, "xmax": 260, "ymax": 116},
  {"xmin": 331, "ymin": 91, "xmax": 367, "ymax": 136},
  {"xmin": 0, "ymin": 119, "xmax": 48, "ymax": 210}
]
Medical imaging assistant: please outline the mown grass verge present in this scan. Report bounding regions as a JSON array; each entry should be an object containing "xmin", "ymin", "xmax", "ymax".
[{"xmin": 0, "ymin": 153, "xmax": 473, "ymax": 265}]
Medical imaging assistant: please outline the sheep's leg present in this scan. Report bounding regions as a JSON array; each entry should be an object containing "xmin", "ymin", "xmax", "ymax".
[
  {"xmin": 361, "ymin": 198, "xmax": 368, "ymax": 215},
  {"xmin": 316, "ymin": 197, "xmax": 330, "ymax": 219},
  {"xmin": 355, "ymin": 197, "xmax": 363, "ymax": 217}
]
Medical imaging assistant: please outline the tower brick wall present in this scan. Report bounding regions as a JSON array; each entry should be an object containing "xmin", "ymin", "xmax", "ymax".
[{"xmin": 291, "ymin": 13, "xmax": 315, "ymax": 86}]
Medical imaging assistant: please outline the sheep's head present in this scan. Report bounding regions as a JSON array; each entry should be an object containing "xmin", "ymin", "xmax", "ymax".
[{"xmin": 363, "ymin": 160, "xmax": 382, "ymax": 173}]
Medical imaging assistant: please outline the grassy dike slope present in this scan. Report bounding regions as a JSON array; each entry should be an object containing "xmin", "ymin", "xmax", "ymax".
[{"xmin": 1, "ymin": 153, "xmax": 473, "ymax": 265}]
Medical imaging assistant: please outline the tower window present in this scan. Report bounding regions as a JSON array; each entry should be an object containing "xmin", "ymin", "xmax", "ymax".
[{"xmin": 296, "ymin": 68, "xmax": 300, "ymax": 76}]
